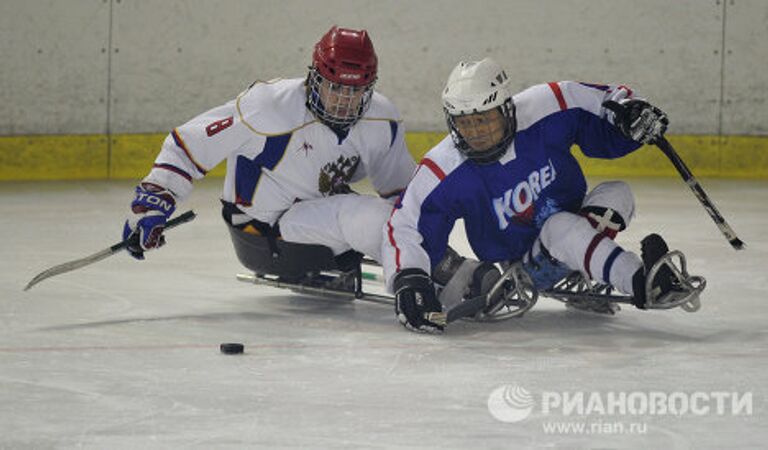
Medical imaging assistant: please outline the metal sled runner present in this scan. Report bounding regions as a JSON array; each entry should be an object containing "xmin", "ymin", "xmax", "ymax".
[
  {"xmin": 230, "ymin": 225, "xmax": 706, "ymax": 323},
  {"xmin": 229, "ymin": 225, "xmax": 393, "ymax": 305},
  {"xmin": 542, "ymin": 250, "xmax": 706, "ymax": 315}
]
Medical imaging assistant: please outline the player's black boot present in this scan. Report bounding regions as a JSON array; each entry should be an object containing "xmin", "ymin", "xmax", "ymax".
[{"xmin": 631, "ymin": 233, "xmax": 676, "ymax": 309}]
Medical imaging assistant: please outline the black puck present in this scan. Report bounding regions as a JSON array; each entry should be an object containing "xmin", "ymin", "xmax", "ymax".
[{"xmin": 220, "ymin": 343, "xmax": 244, "ymax": 354}]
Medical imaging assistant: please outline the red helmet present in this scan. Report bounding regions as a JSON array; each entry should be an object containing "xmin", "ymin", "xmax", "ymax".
[{"xmin": 312, "ymin": 26, "xmax": 377, "ymax": 87}]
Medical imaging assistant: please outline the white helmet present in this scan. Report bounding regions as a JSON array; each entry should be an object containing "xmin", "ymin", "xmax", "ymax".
[{"xmin": 442, "ymin": 58, "xmax": 516, "ymax": 163}]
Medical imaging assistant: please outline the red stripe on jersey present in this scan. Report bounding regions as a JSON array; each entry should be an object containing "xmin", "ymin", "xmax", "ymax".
[
  {"xmin": 583, "ymin": 233, "xmax": 608, "ymax": 278},
  {"xmin": 548, "ymin": 82, "xmax": 568, "ymax": 111},
  {"xmin": 153, "ymin": 163, "xmax": 192, "ymax": 182},
  {"xmin": 386, "ymin": 207, "xmax": 401, "ymax": 273},
  {"xmin": 420, "ymin": 158, "xmax": 446, "ymax": 180},
  {"xmin": 617, "ymin": 84, "xmax": 634, "ymax": 97},
  {"xmin": 171, "ymin": 129, "xmax": 208, "ymax": 175}
]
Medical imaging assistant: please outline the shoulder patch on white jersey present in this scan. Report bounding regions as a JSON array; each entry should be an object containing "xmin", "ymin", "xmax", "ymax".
[
  {"xmin": 513, "ymin": 83, "xmax": 566, "ymax": 132},
  {"xmin": 557, "ymin": 80, "xmax": 617, "ymax": 117},
  {"xmin": 236, "ymin": 78, "xmax": 317, "ymax": 136},
  {"xmin": 420, "ymin": 135, "xmax": 466, "ymax": 179}
]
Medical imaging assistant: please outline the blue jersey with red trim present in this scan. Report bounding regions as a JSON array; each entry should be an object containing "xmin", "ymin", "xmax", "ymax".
[{"xmin": 382, "ymin": 81, "xmax": 643, "ymax": 288}]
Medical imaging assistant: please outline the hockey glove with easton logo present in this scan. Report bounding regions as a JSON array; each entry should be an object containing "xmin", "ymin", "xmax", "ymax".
[
  {"xmin": 603, "ymin": 98, "xmax": 669, "ymax": 145},
  {"xmin": 123, "ymin": 182, "xmax": 177, "ymax": 260},
  {"xmin": 394, "ymin": 268, "xmax": 446, "ymax": 333}
]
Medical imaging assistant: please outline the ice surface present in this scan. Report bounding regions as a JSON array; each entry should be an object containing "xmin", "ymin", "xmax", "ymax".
[{"xmin": 1, "ymin": 178, "xmax": 766, "ymax": 449}]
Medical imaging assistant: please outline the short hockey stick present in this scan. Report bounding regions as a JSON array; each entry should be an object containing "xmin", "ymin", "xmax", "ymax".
[
  {"xmin": 24, "ymin": 210, "xmax": 197, "ymax": 291},
  {"xmin": 656, "ymin": 137, "xmax": 745, "ymax": 250}
]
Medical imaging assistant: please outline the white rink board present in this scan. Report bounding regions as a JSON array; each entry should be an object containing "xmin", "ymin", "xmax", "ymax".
[
  {"xmin": 1, "ymin": 1, "xmax": 767, "ymax": 135},
  {"xmin": 0, "ymin": 0, "xmax": 110, "ymax": 134}
]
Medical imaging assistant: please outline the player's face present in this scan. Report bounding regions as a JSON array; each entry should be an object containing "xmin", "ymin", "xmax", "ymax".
[
  {"xmin": 452, "ymin": 108, "xmax": 506, "ymax": 152},
  {"xmin": 318, "ymin": 78, "xmax": 368, "ymax": 121}
]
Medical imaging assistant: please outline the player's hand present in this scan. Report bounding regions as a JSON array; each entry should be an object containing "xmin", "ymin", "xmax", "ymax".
[
  {"xmin": 393, "ymin": 268, "xmax": 445, "ymax": 333},
  {"xmin": 122, "ymin": 183, "xmax": 177, "ymax": 260},
  {"xmin": 603, "ymin": 98, "xmax": 669, "ymax": 144}
]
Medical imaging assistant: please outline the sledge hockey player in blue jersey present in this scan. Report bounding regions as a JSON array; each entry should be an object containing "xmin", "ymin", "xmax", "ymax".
[
  {"xmin": 383, "ymin": 58, "xmax": 704, "ymax": 333},
  {"xmin": 121, "ymin": 26, "xmax": 416, "ymax": 283}
]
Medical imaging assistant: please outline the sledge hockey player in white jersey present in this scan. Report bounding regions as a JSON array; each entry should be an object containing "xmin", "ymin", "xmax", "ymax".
[
  {"xmin": 122, "ymin": 26, "xmax": 416, "ymax": 281},
  {"xmin": 383, "ymin": 58, "xmax": 705, "ymax": 333}
]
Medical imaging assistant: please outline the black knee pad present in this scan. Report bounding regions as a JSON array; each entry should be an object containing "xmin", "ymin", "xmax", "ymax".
[{"xmin": 431, "ymin": 246, "xmax": 466, "ymax": 286}]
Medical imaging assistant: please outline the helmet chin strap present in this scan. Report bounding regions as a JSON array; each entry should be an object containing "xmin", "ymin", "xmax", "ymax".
[{"xmin": 463, "ymin": 141, "xmax": 512, "ymax": 165}]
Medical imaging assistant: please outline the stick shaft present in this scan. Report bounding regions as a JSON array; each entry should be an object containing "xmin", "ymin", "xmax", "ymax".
[
  {"xmin": 656, "ymin": 138, "xmax": 744, "ymax": 250},
  {"xmin": 24, "ymin": 210, "xmax": 197, "ymax": 291}
]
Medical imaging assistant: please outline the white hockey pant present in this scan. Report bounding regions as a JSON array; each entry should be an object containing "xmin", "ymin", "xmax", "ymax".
[
  {"xmin": 278, "ymin": 194, "xmax": 393, "ymax": 262},
  {"xmin": 531, "ymin": 181, "xmax": 643, "ymax": 295}
]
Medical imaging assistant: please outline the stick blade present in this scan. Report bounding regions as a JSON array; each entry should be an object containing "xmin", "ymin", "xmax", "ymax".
[
  {"xmin": 22, "ymin": 248, "xmax": 114, "ymax": 292},
  {"xmin": 24, "ymin": 265, "xmax": 72, "ymax": 291},
  {"xmin": 23, "ymin": 278, "xmax": 40, "ymax": 291}
]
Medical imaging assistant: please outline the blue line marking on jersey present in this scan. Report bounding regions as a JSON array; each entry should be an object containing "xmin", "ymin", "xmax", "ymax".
[
  {"xmin": 603, "ymin": 246, "xmax": 624, "ymax": 284},
  {"xmin": 389, "ymin": 120, "xmax": 398, "ymax": 148},
  {"xmin": 234, "ymin": 133, "xmax": 292, "ymax": 206}
]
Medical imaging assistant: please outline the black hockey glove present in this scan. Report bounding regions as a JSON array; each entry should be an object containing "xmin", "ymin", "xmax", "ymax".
[
  {"xmin": 393, "ymin": 268, "xmax": 445, "ymax": 333},
  {"xmin": 603, "ymin": 98, "xmax": 669, "ymax": 145}
]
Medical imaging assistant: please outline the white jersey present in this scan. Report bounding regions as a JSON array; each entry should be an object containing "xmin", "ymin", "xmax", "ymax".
[{"xmin": 143, "ymin": 78, "xmax": 416, "ymax": 225}]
